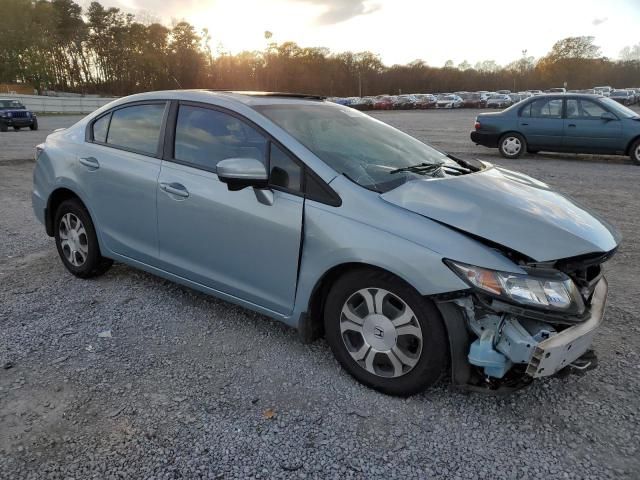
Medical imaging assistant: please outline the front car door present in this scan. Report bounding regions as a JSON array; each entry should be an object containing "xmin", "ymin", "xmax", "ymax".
[
  {"xmin": 77, "ymin": 102, "xmax": 168, "ymax": 264},
  {"xmin": 563, "ymin": 98, "xmax": 622, "ymax": 153},
  {"xmin": 156, "ymin": 102, "xmax": 304, "ymax": 315},
  {"xmin": 518, "ymin": 97, "xmax": 565, "ymax": 149}
]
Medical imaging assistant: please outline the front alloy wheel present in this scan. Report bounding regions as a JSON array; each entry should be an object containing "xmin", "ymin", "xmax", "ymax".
[
  {"xmin": 324, "ymin": 269, "xmax": 447, "ymax": 396},
  {"xmin": 340, "ymin": 288, "xmax": 422, "ymax": 378}
]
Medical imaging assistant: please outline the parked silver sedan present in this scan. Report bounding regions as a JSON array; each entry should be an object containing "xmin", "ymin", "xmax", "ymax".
[{"xmin": 33, "ymin": 90, "xmax": 621, "ymax": 395}]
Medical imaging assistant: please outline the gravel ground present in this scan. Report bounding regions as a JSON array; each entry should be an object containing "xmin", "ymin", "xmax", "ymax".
[{"xmin": 1, "ymin": 111, "xmax": 639, "ymax": 479}]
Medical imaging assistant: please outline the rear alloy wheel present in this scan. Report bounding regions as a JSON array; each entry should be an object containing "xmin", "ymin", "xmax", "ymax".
[
  {"xmin": 631, "ymin": 139, "xmax": 640, "ymax": 166},
  {"xmin": 324, "ymin": 269, "xmax": 447, "ymax": 396},
  {"xmin": 499, "ymin": 133, "xmax": 526, "ymax": 159},
  {"xmin": 54, "ymin": 199, "xmax": 113, "ymax": 278}
]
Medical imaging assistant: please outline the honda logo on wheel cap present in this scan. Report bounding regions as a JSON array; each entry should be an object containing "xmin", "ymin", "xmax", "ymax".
[{"xmin": 373, "ymin": 326, "xmax": 384, "ymax": 338}]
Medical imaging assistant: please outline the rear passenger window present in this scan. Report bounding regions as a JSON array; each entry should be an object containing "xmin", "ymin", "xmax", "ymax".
[
  {"xmin": 529, "ymin": 99, "xmax": 563, "ymax": 118},
  {"xmin": 269, "ymin": 143, "xmax": 303, "ymax": 192},
  {"xmin": 174, "ymin": 105, "xmax": 268, "ymax": 171},
  {"xmin": 106, "ymin": 104, "xmax": 166, "ymax": 155},
  {"xmin": 92, "ymin": 114, "xmax": 110, "ymax": 143}
]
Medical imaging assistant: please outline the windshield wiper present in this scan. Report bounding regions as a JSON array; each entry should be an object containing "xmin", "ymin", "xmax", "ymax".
[
  {"xmin": 446, "ymin": 154, "xmax": 482, "ymax": 172},
  {"xmin": 389, "ymin": 162, "xmax": 443, "ymax": 175}
]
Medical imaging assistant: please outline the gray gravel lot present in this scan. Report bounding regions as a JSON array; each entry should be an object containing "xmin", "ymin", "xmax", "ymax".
[{"xmin": 1, "ymin": 112, "xmax": 639, "ymax": 479}]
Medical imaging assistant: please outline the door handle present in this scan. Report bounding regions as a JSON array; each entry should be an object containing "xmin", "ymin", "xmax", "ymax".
[
  {"xmin": 160, "ymin": 182, "xmax": 189, "ymax": 198},
  {"xmin": 520, "ymin": 123, "xmax": 529, "ymax": 126},
  {"xmin": 79, "ymin": 156, "xmax": 100, "ymax": 169},
  {"xmin": 568, "ymin": 124, "xmax": 576, "ymax": 128}
]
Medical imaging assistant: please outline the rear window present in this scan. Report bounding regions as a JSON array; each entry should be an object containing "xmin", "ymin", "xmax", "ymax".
[
  {"xmin": 92, "ymin": 114, "xmax": 110, "ymax": 143},
  {"xmin": 521, "ymin": 98, "xmax": 563, "ymax": 118},
  {"xmin": 106, "ymin": 104, "xmax": 166, "ymax": 155}
]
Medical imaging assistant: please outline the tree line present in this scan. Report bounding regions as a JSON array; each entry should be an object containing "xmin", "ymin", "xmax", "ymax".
[{"xmin": 2, "ymin": 0, "xmax": 640, "ymax": 97}]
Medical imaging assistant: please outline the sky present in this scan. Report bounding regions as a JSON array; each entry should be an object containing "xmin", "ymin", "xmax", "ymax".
[{"xmin": 99, "ymin": 0, "xmax": 640, "ymax": 66}]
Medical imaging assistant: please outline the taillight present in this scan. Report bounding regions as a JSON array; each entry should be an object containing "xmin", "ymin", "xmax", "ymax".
[
  {"xmin": 474, "ymin": 121, "xmax": 481, "ymax": 130},
  {"xmin": 35, "ymin": 143, "xmax": 44, "ymax": 161}
]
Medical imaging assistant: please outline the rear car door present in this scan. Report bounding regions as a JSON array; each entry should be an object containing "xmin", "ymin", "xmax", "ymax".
[
  {"xmin": 518, "ymin": 98, "xmax": 565, "ymax": 149},
  {"xmin": 563, "ymin": 98, "xmax": 622, "ymax": 153},
  {"xmin": 156, "ymin": 102, "xmax": 304, "ymax": 315},
  {"xmin": 77, "ymin": 102, "xmax": 168, "ymax": 264}
]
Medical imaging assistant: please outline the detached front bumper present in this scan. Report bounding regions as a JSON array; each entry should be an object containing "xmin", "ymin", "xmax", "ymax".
[{"xmin": 527, "ymin": 277, "xmax": 607, "ymax": 377}]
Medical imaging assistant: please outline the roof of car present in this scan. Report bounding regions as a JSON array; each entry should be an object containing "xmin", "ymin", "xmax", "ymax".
[{"xmin": 108, "ymin": 90, "xmax": 329, "ymax": 107}]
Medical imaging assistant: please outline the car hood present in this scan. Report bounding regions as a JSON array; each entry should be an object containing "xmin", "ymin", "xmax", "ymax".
[{"xmin": 380, "ymin": 166, "xmax": 621, "ymax": 262}]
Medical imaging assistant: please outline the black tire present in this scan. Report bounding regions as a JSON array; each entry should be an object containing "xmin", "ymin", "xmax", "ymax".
[
  {"xmin": 30, "ymin": 119, "xmax": 38, "ymax": 131},
  {"xmin": 498, "ymin": 132, "xmax": 526, "ymax": 159},
  {"xmin": 630, "ymin": 139, "xmax": 640, "ymax": 166},
  {"xmin": 0, "ymin": 122, "xmax": 7, "ymax": 132},
  {"xmin": 324, "ymin": 268, "xmax": 448, "ymax": 396},
  {"xmin": 54, "ymin": 198, "xmax": 113, "ymax": 278},
  {"xmin": 13, "ymin": 126, "xmax": 20, "ymax": 131}
]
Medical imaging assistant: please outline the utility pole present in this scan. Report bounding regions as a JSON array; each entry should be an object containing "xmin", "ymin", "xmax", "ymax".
[{"xmin": 358, "ymin": 71, "xmax": 362, "ymax": 97}]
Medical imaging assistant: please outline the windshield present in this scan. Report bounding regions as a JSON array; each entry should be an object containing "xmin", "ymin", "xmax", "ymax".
[
  {"xmin": 602, "ymin": 97, "xmax": 638, "ymax": 118},
  {"xmin": 255, "ymin": 103, "xmax": 462, "ymax": 192},
  {"xmin": 0, "ymin": 100, "xmax": 24, "ymax": 109}
]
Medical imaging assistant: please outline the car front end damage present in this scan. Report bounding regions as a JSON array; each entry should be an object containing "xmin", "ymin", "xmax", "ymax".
[{"xmin": 436, "ymin": 250, "xmax": 615, "ymax": 391}]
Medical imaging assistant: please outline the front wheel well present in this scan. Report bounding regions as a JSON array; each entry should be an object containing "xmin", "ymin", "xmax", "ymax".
[
  {"xmin": 45, "ymin": 188, "xmax": 84, "ymax": 236},
  {"xmin": 301, "ymin": 263, "xmax": 427, "ymax": 343},
  {"xmin": 626, "ymin": 135, "xmax": 640, "ymax": 155}
]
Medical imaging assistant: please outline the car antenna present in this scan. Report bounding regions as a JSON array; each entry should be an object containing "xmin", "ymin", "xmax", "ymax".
[{"xmin": 171, "ymin": 75, "xmax": 183, "ymax": 89}]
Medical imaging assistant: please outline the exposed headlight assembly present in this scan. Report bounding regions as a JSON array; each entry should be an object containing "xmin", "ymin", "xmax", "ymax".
[{"xmin": 445, "ymin": 260, "xmax": 582, "ymax": 313}]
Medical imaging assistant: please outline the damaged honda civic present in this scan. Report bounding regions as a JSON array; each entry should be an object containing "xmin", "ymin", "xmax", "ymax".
[{"xmin": 32, "ymin": 91, "xmax": 621, "ymax": 396}]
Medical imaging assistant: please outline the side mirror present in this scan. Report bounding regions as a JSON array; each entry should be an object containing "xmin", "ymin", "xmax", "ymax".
[
  {"xmin": 601, "ymin": 112, "xmax": 617, "ymax": 122},
  {"xmin": 216, "ymin": 157, "xmax": 268, "ymax": 191}
]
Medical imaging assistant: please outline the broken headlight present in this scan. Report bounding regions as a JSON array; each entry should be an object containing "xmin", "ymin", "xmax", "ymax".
[{"xmin": 445, "ymin": 260, "xmax": 581, "ymax": 312}]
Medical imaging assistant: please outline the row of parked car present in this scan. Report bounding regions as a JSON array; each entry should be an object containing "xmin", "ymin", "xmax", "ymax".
[{"xmin": 329, "ymin": 86, "xmax": 640, "ymax": 110}]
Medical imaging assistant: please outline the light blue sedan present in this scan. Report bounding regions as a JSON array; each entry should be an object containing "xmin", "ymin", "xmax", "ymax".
[{"xmin": 33, "ymin": 91, "xmax": 620, "ymax": 395}]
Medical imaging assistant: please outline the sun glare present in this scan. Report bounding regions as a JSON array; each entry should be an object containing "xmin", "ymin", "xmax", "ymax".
[{"xmin": 193, "ymin": 0, "xmax": 319, "ymax": 54}]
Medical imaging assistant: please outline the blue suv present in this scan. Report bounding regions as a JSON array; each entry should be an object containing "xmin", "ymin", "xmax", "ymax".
[{"xmin": 0, "ymin": 98, "xmax": 38, "ymax": 132}]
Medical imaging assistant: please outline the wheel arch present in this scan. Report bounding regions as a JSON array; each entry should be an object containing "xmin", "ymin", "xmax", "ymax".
[
  {"xmin": 498, "ymin": 130, "xmax": 527, "ymax": 144},
  {"xmin": 299, "ymin": 263, "xmax": 409, "ymax": 343},
  {"xmin": 298, "ymin": 262, "xmax": 450, "ymax": 345},
  {"xmin": 625, "ymin": 134, "xmax": 640, "ymax": 156},
  {"xmin": 45, "ymin": 187, "xmax": 88, "ymax": 237}
]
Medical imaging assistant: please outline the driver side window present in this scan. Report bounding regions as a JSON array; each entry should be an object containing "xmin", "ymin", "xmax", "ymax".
[
  {"xmin": 580, "ymin": 100, "xmax": 607, "ymax": 118},
  {"xmin": 174, "ymin": 105, "xmax": 268, "ymax": 171}
]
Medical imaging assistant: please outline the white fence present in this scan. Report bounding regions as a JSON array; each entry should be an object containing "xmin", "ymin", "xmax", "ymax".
[{"xmin": 9, "ymin": 94, "xmax": 119, "ymax": 114}]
